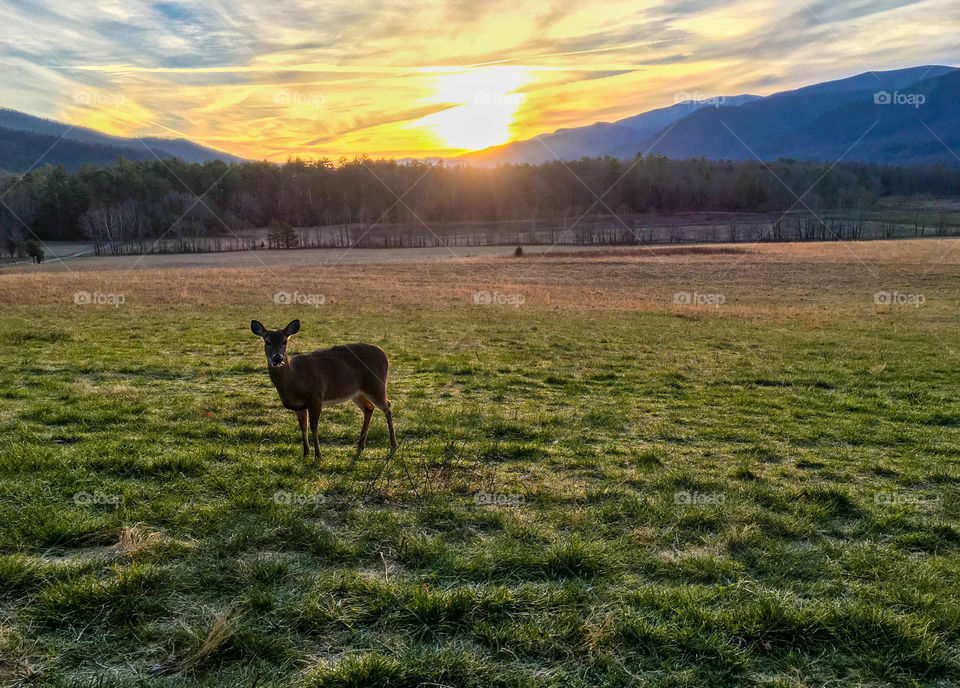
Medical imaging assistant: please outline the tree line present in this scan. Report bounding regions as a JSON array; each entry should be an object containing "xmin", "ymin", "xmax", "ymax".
[{"xmin": 1, "ymin": 154, "xmax": 959, "ymax": 254}]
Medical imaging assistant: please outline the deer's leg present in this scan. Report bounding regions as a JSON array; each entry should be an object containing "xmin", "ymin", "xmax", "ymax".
[
  {"xmin": 353, "ymin": 395, "xmax": 375, "ymax": 450},
  {"xmin": 308, "ymin": 402, "xmax": 322, "ymax": 459},
  {"xmin": 297, "ymin": 409, "xmax": 309, "ymax": 457},
  {"xmin": 372, "ymin": 395, "xmax": 397, "ymax": 451}
]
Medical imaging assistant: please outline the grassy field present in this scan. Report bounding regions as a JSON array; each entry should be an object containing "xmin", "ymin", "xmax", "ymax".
[{"xmin": 1, "ymin": 240, "xmax": 960, "ymax": 687}]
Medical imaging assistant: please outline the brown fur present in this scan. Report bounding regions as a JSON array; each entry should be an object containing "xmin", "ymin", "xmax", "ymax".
[{"xmin": 251, "ymin": 319, "xmax": 397, "ymax": 457}]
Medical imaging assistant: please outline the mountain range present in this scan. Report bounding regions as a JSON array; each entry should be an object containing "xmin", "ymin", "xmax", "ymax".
[
  {"xmin": 0, "ymin": 108, "xmax": 239, "ymax": 173},
  {"xmin": 458, "ymin": 66, "xmax": 960, "ymax": 168},
  {"xmin": 1, "ymin": 65, "xmax": 958, "ymax": 173}
]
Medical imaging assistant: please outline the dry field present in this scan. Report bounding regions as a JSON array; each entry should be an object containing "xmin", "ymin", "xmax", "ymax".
[
  {"xmin": 4, "ymin": 238, "xmax": 960, "ymax": 322},
  {"xmin": 2, "ymin": 243, "xmax": 609, "ymax": 271}
]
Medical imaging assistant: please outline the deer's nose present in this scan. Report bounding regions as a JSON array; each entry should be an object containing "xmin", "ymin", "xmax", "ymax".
[{"xmin": 271, "ymin": 354, "xmax": 283, "ymax": 365}]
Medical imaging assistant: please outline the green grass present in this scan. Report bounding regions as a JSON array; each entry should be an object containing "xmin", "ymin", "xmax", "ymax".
[{"xmin": 2, "ymin": 299, "xmax": 960, "ymax": 686}]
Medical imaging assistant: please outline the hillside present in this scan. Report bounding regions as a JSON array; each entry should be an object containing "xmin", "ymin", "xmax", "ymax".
[
  {"xmin": 458, "ymin": 95, "xmax": 761, "ymax": 165},
  {"xmin": 638, "ymin": 66, "xmax": 960, "ymax": 164},
  {"xmin": 0, "ymin": 108, "xmax": 240, "ymax": 172},
  {"xmin": 460, "ymin": 66, "xmax": 959, "ymax": 167}
]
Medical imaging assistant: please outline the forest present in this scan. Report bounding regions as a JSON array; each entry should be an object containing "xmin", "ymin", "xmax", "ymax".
[{"xmin": 2, "ymin": 154, "xmax": 959, "ymax": 254}]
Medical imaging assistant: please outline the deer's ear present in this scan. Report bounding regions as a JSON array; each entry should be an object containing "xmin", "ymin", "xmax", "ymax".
[
  {"xmin": 283, "ymin": 319, "xmax": 300, "ymax": 337},
  {"xmin": 251, "ymin": 320, "xmax": 267, "ymax": 337}
]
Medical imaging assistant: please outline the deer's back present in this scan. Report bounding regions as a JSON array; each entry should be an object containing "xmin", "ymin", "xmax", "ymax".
[{"xmin": 293, "ymin": 343, "xmax": 389, "ymax": 401}]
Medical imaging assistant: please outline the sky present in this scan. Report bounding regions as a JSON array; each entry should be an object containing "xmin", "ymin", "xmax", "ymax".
[{"xmin": 1, "ymin": 0, "xmax": 958, "ymax": 160}]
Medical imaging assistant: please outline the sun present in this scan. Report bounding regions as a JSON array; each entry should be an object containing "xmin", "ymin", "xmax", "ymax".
[{"xmin": 416, "ymin": 66, "xmax": 530, "ymax": 151}]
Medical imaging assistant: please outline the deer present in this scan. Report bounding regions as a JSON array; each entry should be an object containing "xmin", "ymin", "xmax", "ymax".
[{"xmin": 250, "ymin": 319, "xmax": 397, "ymax": 458}]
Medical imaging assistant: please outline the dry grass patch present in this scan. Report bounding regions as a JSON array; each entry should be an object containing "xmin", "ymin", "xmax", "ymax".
[{"xmin": 2, "ymin": 238, "xmax": 959, "ymax": 322}]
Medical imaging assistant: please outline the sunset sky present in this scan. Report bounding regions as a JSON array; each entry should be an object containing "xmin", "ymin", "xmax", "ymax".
[{"xmin": 1, "ymin": 0, "xmax": 958, "ymax": 160}]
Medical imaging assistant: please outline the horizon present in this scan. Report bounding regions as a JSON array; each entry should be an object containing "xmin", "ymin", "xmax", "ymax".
[{"xmin": 2, "ymin": 1, "xmax": 960, "ymax": 161}]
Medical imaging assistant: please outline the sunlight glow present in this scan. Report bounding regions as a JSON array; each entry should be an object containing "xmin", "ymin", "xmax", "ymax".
[{"xmin": 416, "ymin": 66, "xmax": 530, "ymax": 151}]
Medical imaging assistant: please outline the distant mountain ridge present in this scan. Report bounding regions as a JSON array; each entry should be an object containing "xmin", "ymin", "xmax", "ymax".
[
  {"xmin": 459, "ymin": 95, "xmax": 762, "ymax": 165},
  {"xmin": 459, "ymin": 66, "xmax": 960, "ymax": 168},
  {"xmin": 0, "ymin": 108, "xmax": 240, "ymax": 173},
  {"xmin": 2, "ymin": 65, "xmax": 958, "ymax": 173}
]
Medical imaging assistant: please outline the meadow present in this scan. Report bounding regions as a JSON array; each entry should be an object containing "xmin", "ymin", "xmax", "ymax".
[{"xmin": 1, "ymin": 240, "xmax": 959, "ymax": 687}]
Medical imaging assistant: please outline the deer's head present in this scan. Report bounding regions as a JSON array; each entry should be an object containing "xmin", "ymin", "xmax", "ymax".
[{"xmin": 251, "ymin": 319, "xmax": 300, "ymax": 368}]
